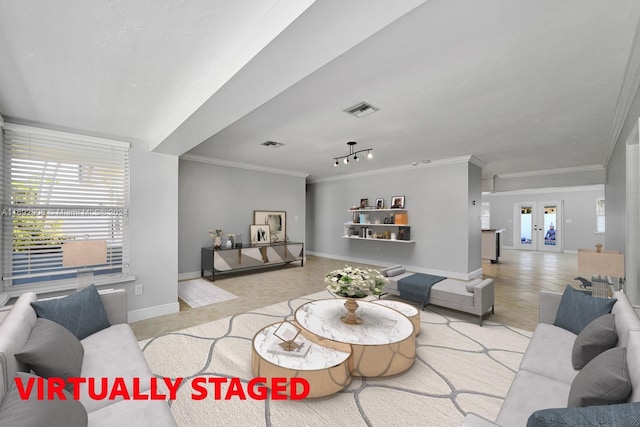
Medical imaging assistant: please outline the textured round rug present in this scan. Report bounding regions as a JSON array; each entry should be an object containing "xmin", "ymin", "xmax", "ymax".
[{"xmin": 139, "ymin": 291, "xmax": 531, "ymax": 426}]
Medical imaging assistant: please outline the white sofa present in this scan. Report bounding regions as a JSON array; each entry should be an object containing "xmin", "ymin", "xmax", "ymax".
[
  {"xmin": 463, "ymin": 289, "xmax": 640, "ymax": 426},
  {"xmin": 0, "ymin": 289, "xmax": 177, "ymax": 426},
  {"xmin": 382, "ymin": 269, "xmax": 495, "ymax": 325}
]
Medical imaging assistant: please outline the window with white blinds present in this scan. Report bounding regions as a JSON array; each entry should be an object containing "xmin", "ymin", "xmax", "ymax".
[{"xmin": 1, "ymin": 124, "xmax": 130, "ymax": 289}]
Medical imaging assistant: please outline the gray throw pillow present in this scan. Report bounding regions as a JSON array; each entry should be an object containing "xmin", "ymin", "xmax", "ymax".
[
  {"xmin": 568, "ymin": 347, "xmax": 631, "ymax": 407},
  {"xmin": 15, "ymin": 318, "xmax": 84, "ymax": 391},
  {"xmin": 386, "ymin": 267, "xmax": 406, "ymax": 277},
  {"xmin": 30, "ymin": 285, "xmax": 110, "ymax": 340},
  {"xmin": 380, "ymin": 265, "xmax": 403, "ymax": 277},
  {"xmin": 572, "ymin": 313, "xmax": 617, "ymax": 370},
  {"xmin": 554, "ymin": 285, "xmax": 617, "ymax": 335},
  {"xmin": 527, "ymin": 402, "xmax": 640, "ymax": 427},
  {"xmin": 0, "ymin": 373, "xmax": 87, "ymax": 427}
]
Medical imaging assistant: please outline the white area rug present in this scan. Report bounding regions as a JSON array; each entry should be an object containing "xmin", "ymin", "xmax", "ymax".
[
  {"xmin": 178, "ymin": 278, "xmax": 238, "ymax": 308},
  {"xmin": 140, "ymin": 291, "xmax": 532, "ymax": 426}
]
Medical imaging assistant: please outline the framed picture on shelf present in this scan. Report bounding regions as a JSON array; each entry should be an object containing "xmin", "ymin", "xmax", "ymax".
[
  {"xmin": 360, "ymin": 198, "xmax": 369, "ymax": 209},
  {"xmin": 375, "ymin": 198, "xmax": 384, "ymax": 209},
  {"xmin": 253, "ymin": 210, "xmax": 286, "ymax": 243},
  {"xmin": 250, "ymin": 224, "xmax": 271, "ymax": 245},
  {"xmin": 391, "ymin": 196, "xmax": 405, "ymax": 209}
]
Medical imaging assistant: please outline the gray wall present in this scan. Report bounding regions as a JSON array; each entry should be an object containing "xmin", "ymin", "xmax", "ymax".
[
  {"xmin": 306, "ymin": 159, "xmax": 482, "ymax": 279},
  {"xmin": 607, "ymin": 88, "xmax": 640, "ymax": 252},
  {"xmin": 178, "ymin": 159, "xmax": 306, "ymax": 275},
  {"xmin": 483, "ymin": 186, "xmax": 605, "ymax": 252},
  {"xmin": 128, "ymin": 145, "xmax": 179, "ymax": 319}
]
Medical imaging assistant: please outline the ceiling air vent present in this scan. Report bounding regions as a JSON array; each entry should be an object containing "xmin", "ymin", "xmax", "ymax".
[
  {"xmin": 343, "ymin": 102, "xmax": 379, "ymax": 118},
  {"xmin": 261, "ymin": 140, "xmax": 284, "ymax": 148}
]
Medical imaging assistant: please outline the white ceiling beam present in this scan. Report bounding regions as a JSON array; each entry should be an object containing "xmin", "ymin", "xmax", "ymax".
[{"xmin": 151, "ymin": 0, "xmax": 427, "ymax": 156}]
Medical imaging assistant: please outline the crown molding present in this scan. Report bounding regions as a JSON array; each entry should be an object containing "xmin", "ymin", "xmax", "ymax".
[
  {"xmin": 180, "ymin": 154, "xmax": 309, "ymax": 178},
  {"xmin": 483, "ymin": 183, "xmax": 604, "ymax": 197},
  {"xmin": 310, "ymin": 155, "xmax": 476, "ymax": 184},
  {"xmin": 496, "ymin": 164, "xmax": 605, "ymax": 179},
  {"xmin": 603, "ymin": 18, "xmax": 640, "ymax": 167}
]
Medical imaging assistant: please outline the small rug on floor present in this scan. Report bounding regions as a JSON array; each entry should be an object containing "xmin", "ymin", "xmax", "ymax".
[
  {"xmin": 178, "ymin": 278, "xmax": 238, "ymax": 308},
  {"xmin": 140, "ymin": 291, "xmax": 531, "ymax": 426}
]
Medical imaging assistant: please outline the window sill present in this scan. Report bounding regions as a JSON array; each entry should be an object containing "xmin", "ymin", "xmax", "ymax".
[{"xmin": 4, "ymin": 274, "xmax": 136, "ymax": 300}]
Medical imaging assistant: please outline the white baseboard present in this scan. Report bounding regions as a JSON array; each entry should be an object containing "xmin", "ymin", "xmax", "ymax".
[
  {"xmin": 178, "ymin": 271, "xmax": 201, "ymax": 281},
  {"xmin": 563, "ymin": 249, "xmax": 578, "ymax": 254},
  {"xmin": 503, "ymin": 245, "xmax": 515, "ymax": 250},
  {"xmin": 306, "ymin": 251, "xmax": 480, "ymax": 281},
  {"xmin": 128, "ymin": 301, "xmax": 179, "ymax": 323}
]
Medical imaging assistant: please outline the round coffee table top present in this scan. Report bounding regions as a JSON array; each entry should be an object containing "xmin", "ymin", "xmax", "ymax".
[
  {"xmin": 252, "ymin": 322, "xmax": 351, "ymax": 371},
  {"xmin": 294, "ymin": 298, "xmax": 414, "ymax": 345},
  {"xmin": 371, "ymin": 299, "xmax": 419, "ymax": 317}
]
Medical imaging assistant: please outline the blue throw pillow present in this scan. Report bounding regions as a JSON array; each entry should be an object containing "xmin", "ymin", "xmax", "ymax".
[
  {"xmin": 527, "ymin": 402, "xmax": 640, "ymax": 427},
  {"xmin": 553, "ymin": 285, "xmax": 617, "ymax": 335},
  {"xmin": 30, "ymin": 285, "xmax": 110, "ymax": 340}
]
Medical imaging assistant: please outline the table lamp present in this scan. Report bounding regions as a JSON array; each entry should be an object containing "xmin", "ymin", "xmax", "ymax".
[
  {"xmin": 62, "ymin": 239, "xmax": 107, "ymax": 289},
  {"xmin": 577, "ymin": 244, "xmax": 625, "ymax": 298}
]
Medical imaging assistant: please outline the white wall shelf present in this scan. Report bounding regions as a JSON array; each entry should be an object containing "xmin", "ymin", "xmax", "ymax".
[{"xmin": 342, "ymin": 236, "xmax": 415, "ymax": 243}]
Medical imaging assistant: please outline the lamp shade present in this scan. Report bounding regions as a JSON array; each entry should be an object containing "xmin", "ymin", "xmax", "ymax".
[
  {"xmin": 62, "ymin": 240, "xmax": 107, "ymax": 267},
  {"xmin": 577, "ymin": 249, "xmax": 625, "ymax": 278}
]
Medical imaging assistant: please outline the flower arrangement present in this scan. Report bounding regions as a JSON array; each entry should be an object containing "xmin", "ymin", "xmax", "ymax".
[{"xmin": 325, "ymin": 265, "xmax": 389, "ymax": 298}]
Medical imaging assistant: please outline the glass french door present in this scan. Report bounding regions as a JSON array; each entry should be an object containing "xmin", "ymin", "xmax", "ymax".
[{"xmin": 514, "ymin": 201, "xmax": 562, "ymax": 252}]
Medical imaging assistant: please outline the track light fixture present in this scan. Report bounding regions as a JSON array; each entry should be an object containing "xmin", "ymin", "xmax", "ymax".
[{"xmin": 332, "ymin": 141, "xmax": 373, "ymax": 167}]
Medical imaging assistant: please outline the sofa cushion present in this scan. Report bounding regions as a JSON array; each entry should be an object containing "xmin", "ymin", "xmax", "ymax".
[
  {"xmin": 0, "ymin": 373, "xmax": 87, "ymax": 427},
  {"xmin": 380, "ymin": 265, "xmax": 403, "ymax": 277},
  {"xmin": 571, "ymin": 313, "xmax": 617, "ymax": 370},
  {"xmin": 15, "ymin": 318, "xmax": 83, "ymax": 391},
  {"xmin": 496, "ymin": 370, "xmax": 572, "ymax": 427},
  {"xmin": 87, "ymin": 398, "xmax": 177, "ymax": 427},
  {"xmin": 527, "ymin": 402, "xmax": 640, "ymax": 427},
  {"xmin": 519, "ymin": 323, "xmax": 579, "ymax": 385},
  {"xmin": 430, "ymin": 280, "xmax": 474, "ymax": 307},
  {"xmin": 626, "ymin": 330, "xmax": 640, "ymax": 403},
  {"xmin": 30, "ymin": 285, "xmax": 110, "ymax": 340},
  {"xmin": 79, "ymin": 324, "xmax": 154, "ymax": 412},
  {"xmin": 553, "ymin": 285, "xmax": 617, "ymax": 335},
  {"xmin": 568, "ymin": 347, "xmax": 631, "ymax": 407},
  {"xmin": 386, "ymin": 267, "xmax": 406, "ymax": 277},
  {"xmin": 464, "ymin": 279, "xmax": 483, "ymax": 293},
  {"xmin": 611, "ymin": 290, "xmax": 640, "ymax": 348},
  {"xmin": 0, "ymin": 292, "xmax": 38, "ymax": 401}
]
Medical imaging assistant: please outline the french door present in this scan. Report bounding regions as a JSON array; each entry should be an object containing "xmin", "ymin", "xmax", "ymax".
[{"xmin": 514, "ymin": 201, "xmax": 562, "ymax": 252}]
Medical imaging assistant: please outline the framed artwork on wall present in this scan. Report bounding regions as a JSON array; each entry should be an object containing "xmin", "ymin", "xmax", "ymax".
[
  {"xmin": 391, "ymin": 196, "xmax": 405, "ymax": 209},
  {"xmin": 253, "ymin": 210, "xmax": 286, "ymax": 243},
  {"xmin": 250, "ymin": 224, "xmax": 271, "ymax": 245}
]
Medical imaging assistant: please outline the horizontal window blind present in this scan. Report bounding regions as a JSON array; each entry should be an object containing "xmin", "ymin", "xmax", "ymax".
[{"xmin": 2, "ymin": 124, "xmax": 130, "ymax": 286}]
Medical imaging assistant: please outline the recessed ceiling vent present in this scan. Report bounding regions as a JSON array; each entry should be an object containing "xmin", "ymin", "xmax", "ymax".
[
  {"xmin": 261, "ymin": 140, "xmax": 284, "ymax": 148},
  {"xmin": 343, "ymin": 102, "xmax": 379, "ymax": 118}
]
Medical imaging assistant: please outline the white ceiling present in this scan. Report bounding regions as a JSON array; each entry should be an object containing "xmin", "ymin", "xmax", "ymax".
[{"xmin": 1, "ymin": 1, "xmax": 639, "ymax": 182}]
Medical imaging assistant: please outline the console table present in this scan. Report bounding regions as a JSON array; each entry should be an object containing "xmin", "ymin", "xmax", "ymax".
[{"xmin": 201, "ymin": 242, "xmax": 304, "ymax": 281}]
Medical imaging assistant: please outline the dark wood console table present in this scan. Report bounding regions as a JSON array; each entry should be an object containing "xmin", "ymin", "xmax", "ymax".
[{"xmin": 201, "ymin": 242, "xmax": 304, "ymax": 282}]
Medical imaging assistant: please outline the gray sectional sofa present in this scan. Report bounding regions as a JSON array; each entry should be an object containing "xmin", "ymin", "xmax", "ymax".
[
  {"xmin": 0, "ymin": 288, "xmax": 177, "ymax": 427},
  {"xmin": 463, "ymin": 288, "xmax": 640, "ymax": 426},
  {"xmin": 381, "ymin": 267, "xmax": 495, "ymax": 325}
]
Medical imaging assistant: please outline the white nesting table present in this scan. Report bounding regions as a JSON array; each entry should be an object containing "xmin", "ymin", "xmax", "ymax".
[
  {"xmin": 251, "ymin": 322, "xmax": 352, "ymax": 398},
  {"xmin": 294, "ymin": 299, "xmax": 416, "ymax": 377}
]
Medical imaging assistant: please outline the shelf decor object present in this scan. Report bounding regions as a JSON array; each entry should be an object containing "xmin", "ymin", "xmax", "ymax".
[
  {"xmin": 325, "ymin": 265, "xmax": 388, "ymax": 325},
  {"xmin": 577, "ymin": 244, "xmax": 625, "ymax": 298},
  {"xmin": 333, "ymin": 141, "xmax": 373, "ymax": 167}
]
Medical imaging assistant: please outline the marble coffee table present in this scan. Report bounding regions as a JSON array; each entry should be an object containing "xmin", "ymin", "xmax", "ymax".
[
  {"xmin": 251, "ymin": 322, "xmax": 352, "ymax": 398},
  {"xmin": 371, "ymin": 299, "xmax": 421, "ymax": 336},
  {"xmin": 294, "ymin": 299, "xmax": 416, "ymax": 377}
]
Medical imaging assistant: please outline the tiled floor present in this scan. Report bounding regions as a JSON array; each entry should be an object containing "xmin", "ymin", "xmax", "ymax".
[{"xmin": 131, "ymin": 249, "xmax": 579, "ymax": 340}]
